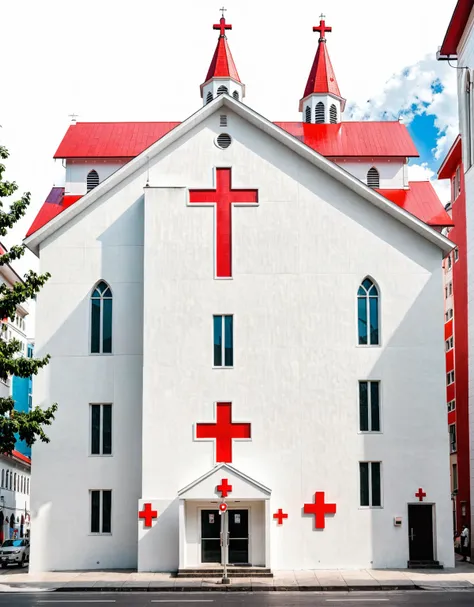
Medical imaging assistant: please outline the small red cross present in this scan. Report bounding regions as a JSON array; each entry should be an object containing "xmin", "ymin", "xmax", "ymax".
[
  {"xmin": 189, "ymin": 168, "xmax": 258, "ymax": 278},
  {"xmin": 138, "ymin": 503, "xmax": 158, "ymax": 527},
  {"xmin": 313, "ymin": 14, "xmax": 332, "ymax": 41},
  {"xmin": 273, "ymin": 509, "xmax": 288, "ymax": 525},
  {"xmin": 213, "ymin": 16, "xmax": 232, "ymax": 37},
  {"xmin": 415, "ymin": 488, "xmax": 426, "ymax": 502},
  {"xmin": 304, "ymin": 491, "xmax": 337, "ymax": 529},
  {"xmin": 196, "ymin": 402, "xmax": 251, "ymax": 463},
  {"xmin": 217, "ymin": 478, "xmax": 233, "ymax": 498}
]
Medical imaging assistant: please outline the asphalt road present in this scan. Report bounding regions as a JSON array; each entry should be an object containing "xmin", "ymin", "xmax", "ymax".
[{"xmin": 0, "ymin": 592, "xmax": 474, "ymax": 606}]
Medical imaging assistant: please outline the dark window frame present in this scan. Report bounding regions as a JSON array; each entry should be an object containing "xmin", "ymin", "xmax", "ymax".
[
  {"xmin": 90, "ymin": 403, "xmax": 113, "ymax": 456},
  {"xmin": 90, "ymin": 489, "xmax": 112, "ymax": 534}
]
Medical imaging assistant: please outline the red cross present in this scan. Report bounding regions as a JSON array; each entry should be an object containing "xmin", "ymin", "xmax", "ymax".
[
  {"xmin": 273, "ymin": 509, "xmax": 288, "ymax": 525},
  {"xmin": 189, "ymin": 168, "xmax": 258, "ymax": 278},
  {"xmin": 214, "ymin": 16, "xmax": 232, "ymax": 37},
  {"xmin": 196, "ymin": 402, "xmax": 251, "ymax": 463},
  {"xmin": 217, "ymin": 478, "xmax": 233, "ymax": 498},
  {"xmin": 313, "ymin": 14, "xmax": 332, "ymax": 41},
  {"xmin": 138, "ymin": 503, "xmax": 158, "ymax": 527},
  {"xmin": 415, "ymin": 488, "xmax": 426, "ymax": 502},
  {"xmin": 304, "ymin": 491, "xmax": 337, "ymax": 529}
]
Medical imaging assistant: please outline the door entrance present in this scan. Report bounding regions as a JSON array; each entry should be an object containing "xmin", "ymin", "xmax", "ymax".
[
  {"xmin": 228, "ymin": 509, "xmax": 249, "ymax": 565},
  {"xmin": 408, "ymin": 504, "xmax": 434, "ymax": 561},
  {"xmin": 201, "ymin": 510, "xmax": 220, "ymax": 563}
]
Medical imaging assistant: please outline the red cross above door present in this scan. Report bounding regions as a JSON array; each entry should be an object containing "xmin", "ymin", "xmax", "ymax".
[
  {"xmin": 304, "ymin": 491, "xmax": 337, "ymax": 529},
  {"xmin": 189, "ymin": 168, "xmax": 259, "ymax": 278},
  {"xmin": 217, "ymin": 478, "xmax": 233, "ymax": 498},
  {"xmin": 138, "ymin": 503, "xmax": 158, "ymax": 527},
  {"xmin": 195, "ymin": 402, "xmax": 251, "ymax": 463},
  {"xmin": 415, "ymin": 488, "xmax": 427, "ymax": 502}
]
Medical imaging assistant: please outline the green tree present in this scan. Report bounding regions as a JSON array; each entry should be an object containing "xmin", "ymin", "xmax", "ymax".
[{"xmin": 0, "ymin": 144, "xmax": 57, "ymax": 454}]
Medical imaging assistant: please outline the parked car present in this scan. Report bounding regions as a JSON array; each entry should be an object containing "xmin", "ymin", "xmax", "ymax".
[{"xmin": 0, "ymin": 539, "xmax": 29, "ymax": 567}]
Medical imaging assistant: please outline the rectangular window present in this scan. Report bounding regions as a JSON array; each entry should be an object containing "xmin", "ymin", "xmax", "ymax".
[
  {"xmin": 90, "ymin": 490, "xmax": 112, "ymax": 534},
  {"xmin": 447, "ymin": 370, "xmax": 455, "ymax": 385},
  {"xmin": 359, "ymin": 462, "xmax": 382, "ymax": 507},
  {"xmin": 213, "ymin": 315, "xmax": 233, "ymax": 367},
  {"xmin": 449, "ymin": 282, "xmax": 453, "ymax": 296},
  {"xmin": 359, "ymin": 381, "xmax": 380, "ymax": 432},
  {"xmin": 445, "ymin": 309, "xmax": 453, "ymax": 322},
  {"xmin": 446, "ymin": 336, "xmax": 454, "ymax": 351},
  {"xmin": 448, "ymin": 399, "xmax": 456, "ymax": 412},
  {"xmin": 90, "ymin": 404, "xmax": 112, "ymax": 455},
  {"xmin": 454, "ymin": 248, "xmax": 459, "ymax": 262},
  {"xmin": 449, "ymin": 424, "xmax": 456, "ymax": 453},
  {"xmin": 448, "ymin": 255, "xmax": 452, "ymax": 269},
  {"xmin": 452, "ymin": 463, "xmax": 458, "ymax": 491}
]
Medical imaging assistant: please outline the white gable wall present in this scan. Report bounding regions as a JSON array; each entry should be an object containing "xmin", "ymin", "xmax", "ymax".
[
  {"xmin": 334, "ymin": 158, "xmax": 406, "ymax": 189},
  {"xmin": 65, "ymin": 160, "xmax": 128, "ymax": 195},
  {"xmin": 31, "ymin": 107, "xmax": 452, "ymax": 571}
]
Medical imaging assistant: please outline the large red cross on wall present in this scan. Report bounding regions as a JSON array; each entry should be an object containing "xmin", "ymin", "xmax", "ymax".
[
  {"xmin": 138, "ymin": 503, "xmax": 158, "ymax": 527},
  {"xmin": 195, "ymin": 402, "xmax": 251, "ymax": 463},
  {"xmin": 189, "ymin": 168, "xmax": 259, "ymax": 278},
  {"xmin": 304, "ymin": 491, "xmax": 337, "ymax": 529}
]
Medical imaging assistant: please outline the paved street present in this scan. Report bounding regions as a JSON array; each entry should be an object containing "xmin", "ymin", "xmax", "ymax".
[{"xmin": 1, "ymin": 592, "xmax": 474, "ymax": 606}]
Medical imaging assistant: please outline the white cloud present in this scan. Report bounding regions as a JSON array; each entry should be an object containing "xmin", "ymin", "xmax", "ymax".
[
  {"xmin": 408, "ymin": 162, "xmax": 451, "ymax": 205},
  {"xmin": 348, "ymin": 55, "xmax": 458, "ymax": 162}
]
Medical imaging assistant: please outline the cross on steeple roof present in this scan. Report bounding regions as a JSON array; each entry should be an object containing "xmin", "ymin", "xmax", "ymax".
[
  {"xmin": 313, "ymin": 14, "xmax": 332, "ymax": 41},
  {"xmin": 214, "ymin": 9, "xmax": 232, "ymax": 38}
]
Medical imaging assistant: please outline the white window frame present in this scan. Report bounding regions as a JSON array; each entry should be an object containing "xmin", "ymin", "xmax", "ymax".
[
  {"xmin": 446, "ymin": 336, "xmax": 454, "ymax": 351},
  {"xmin": 447, "ymin": 399, "xmax": 456, "ymax": 412},
  {"xmin": 359, "ymin": 461, "xmax": 383, "ymax": 508},
  {"xmin": 454, "ymin": 248, "xmax": 459, "ymax": 262},
  {"xmin": 358, "ymin": 380, "xmax": 382, "ymax": 433},
  {"xmin": 89, "ymin": 489, "xmax": 112, "ymax": 535},
  {"xmin": 89, "ymin": 282, "xmax": 113, "ymax": 356},
  {"xmin": 449, "ymin": 424, "xmax": 456, "ymax": 453},
  {"xmin": 447, "ymin": 370, "xmax": 455, "ymax": 385},
  {"xmin": 89, "ymin": 403, "xmax": 113, "ymax": 457},
  {"xmin": 213, "ymin": 314, "xmax": 234, "ymax": 369}
]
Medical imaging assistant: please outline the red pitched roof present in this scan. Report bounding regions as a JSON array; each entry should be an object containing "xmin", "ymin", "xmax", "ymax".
[
  {"xmin": 439, "ymin": 0, "xmax": 473, "ymax": 57},
  {"xmin": 302, "ymin": 39, "xmax": 342, "ymax": 102},
  {"xmin": 438, "ymin": 135, "xmax": 462, "ymax": 179},
  {"xmin": 377, "ymin": 182, "xmax": 454, "ymax": 227},
  {"xmin": 203, "ymin": 35, "xmax": 241, "ymax": 85},
  {"xmin": 54, "ymin": 122, "xmax": 180, "ymax": 159},
  {"xmin": 25, "ymin": 188, "xmax": 82, "ymax": 237},
  {"xmin": 11, "ymin": 450, "xmax": 31, "ymax": 465},
  {"xmin": 275, "ymin": 121, "xmax": 419, "ymax": 157}
]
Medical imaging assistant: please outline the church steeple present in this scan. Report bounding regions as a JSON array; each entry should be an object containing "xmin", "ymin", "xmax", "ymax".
[
  {"xmin": 299, "ymin": 15, "xmax": 346, "ymax": 124},
  {"xmin": 201, "ymin": 9, "xmax": 245, "ymax": 105}
]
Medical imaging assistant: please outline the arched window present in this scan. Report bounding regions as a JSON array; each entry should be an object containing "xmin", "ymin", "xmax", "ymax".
[
  {"xmin": 367, "ymin": 167, "xmax": 380, "ymax": 188},
  {"xmin": 329, "ymin": 104, "xmax": 338, "ymax": 124},
  {"xmin": 232, "ymin": 91, "xmax": 239, "ymax": 100},
  {"xmin": 5, "ymin": 471, "xmax": 8, "ymax": 491},
  {"xmin": 87, "ymin": 170, "xmax": 99, "ymax": 192},
  {"xmin": 1, "ymin": 470, "xmax": 4, "ymax": 488},
  {"xmin": 315, "ymin": 102, "xmax": 325, "ymax": 123},
  {"xmin": 305, "ymin": 106, "xmax": 311, "ymax": 123},
  {"xmin": 91, "ymin": 281, "xmax": 113, "ymax": 354},
  {"xmin": 466, "ymin": 71, "xmax": 472, "ymax": 168},
  {"xmin": 206, "ymin": 92, "xmax": 213, "ymax": 104},
  {"xmin": 217, "ymin": 85, "xmax": 228, "ymax": 96},
  {"xmin": 358, "ymin": 278, "xmax": 380, "ymax": 346},
  {"xmin": 13, "ymin": 473, "xmax": 16, "ymax": 492}
]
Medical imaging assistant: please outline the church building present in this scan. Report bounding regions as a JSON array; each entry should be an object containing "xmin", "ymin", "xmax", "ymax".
[{"xmin": 26, "ymin": 13, "xmax": 455, "ymax": 572}]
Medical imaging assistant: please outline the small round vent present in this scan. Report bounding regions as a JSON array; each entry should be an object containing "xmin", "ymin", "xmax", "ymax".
[{"xmin": 216, "ymin": 133, "xmax": 232, "ymax": 149}]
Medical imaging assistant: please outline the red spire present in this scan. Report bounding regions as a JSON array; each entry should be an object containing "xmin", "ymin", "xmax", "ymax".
[
  {"xmin": 202, "ymin": 11, "xmax": 241, "ymax": 88},
  {"xmin": 301, "ymin": 15, "xmax": 345, "ymax": 108}
]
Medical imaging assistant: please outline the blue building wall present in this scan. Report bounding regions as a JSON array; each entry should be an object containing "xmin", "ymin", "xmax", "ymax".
[{"xmin": 12, "ymin": 343, "xmax": 33, "ymax": 458}]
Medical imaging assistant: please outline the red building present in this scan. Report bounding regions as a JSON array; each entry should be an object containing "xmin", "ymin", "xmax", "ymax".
[{"xmin": 438, "ymin": 135, "xmax": 470, "ymax": 533}]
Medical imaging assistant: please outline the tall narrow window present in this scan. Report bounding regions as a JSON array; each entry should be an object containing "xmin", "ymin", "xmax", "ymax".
[
  {"xmin": 87, "ymin": 170, "xmax": 99, "ymax": 192},
  {"xmin": 213, "ymin": 315, "xmax": 233, "ymax": 367},
  {"xmin": 357, "ymin": 278, "xmax": 379, "ymax": 346},
  {"xmin": 206, "ymin": 92, "xmax": 213, "ymax": 104},
  {"xmin": 90, "ymin": 404, "xmax": 112, "ymax": 455},
  {"xmin": 5, "ymin": 471, "xmax": 9, "ymax": 491},
  {"xmin": 90, "ymin": 490, "xmax": 112, "ymax": 534},
  {"xmin": 315, "ymin": 102, "xmax": 325, "ymax": 123},
  {"xmin": 329, "ymin": 104, "xmax": 337, "ymax": 123},
  {"xmin": 359, "ymin": 381, "xmax": 380, "ymax": 432},
  {"xmin": 452, "ymin": 463, "xmax": 458, "ymax": 491},
  {"xmin": 217, "ymin": 85, "xmax": 228, "ymax": 95},
  {"xmin": 449, "ymin": 424, "xmax": 457, "ymax": 453},
  {"xmin": 305, "ymin": 106, "xmax": 311, "ymax": 123},
  {"xmin": 367, "ymin": 167, "xmax": 380, "ymax": 188},
  {"xmin": 359, "ymin": 462, "xmax": 382, "ymax": 507},
  {"xmin": 90, "ymin": 281, "xmax": 113, "ymax": 354}
]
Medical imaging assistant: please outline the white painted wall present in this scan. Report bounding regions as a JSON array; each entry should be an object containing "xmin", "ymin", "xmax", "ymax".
[
  {"xmin": 334, "ymin": 158, "xmax": 406, "ymax": 190},
  {"xmin": 65, "ymin": 161, "xmax": 127, "ymax": 196},
  {"xmin": 456, "ymin": 4, "xmax": 474, "ymax": 560},
  {"xmin": 0, "ymin": 456, "xmax": 30, "ymax": 541},
  {"xmin": 31, "ymin": 107, "xmax": 452, "ymax": 571}
]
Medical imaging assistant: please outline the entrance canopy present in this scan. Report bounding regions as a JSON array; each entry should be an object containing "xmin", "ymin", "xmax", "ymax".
[{"xmin": 178, "ymin": 463, "xmax": 271, "ymax": 501}]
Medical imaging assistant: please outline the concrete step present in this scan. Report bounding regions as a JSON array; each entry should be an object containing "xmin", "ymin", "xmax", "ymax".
[
  {"xmin": 407, "ymin": 560, "xmax": 443, "ymax": 569},
  {"xmin": 177, "ymin": 567, "xmax": 273, "ymax": 578}
]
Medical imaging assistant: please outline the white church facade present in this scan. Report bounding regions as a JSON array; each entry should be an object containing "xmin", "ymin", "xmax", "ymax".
[{"xmin": 26, "ymin": 15, "xmax": 455, "ymax": 572}]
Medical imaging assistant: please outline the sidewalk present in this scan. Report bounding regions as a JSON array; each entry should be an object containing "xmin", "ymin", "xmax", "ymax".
[{"xmin": 0, "ymin": 558, "xmax": 473, "ymax": 592}]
